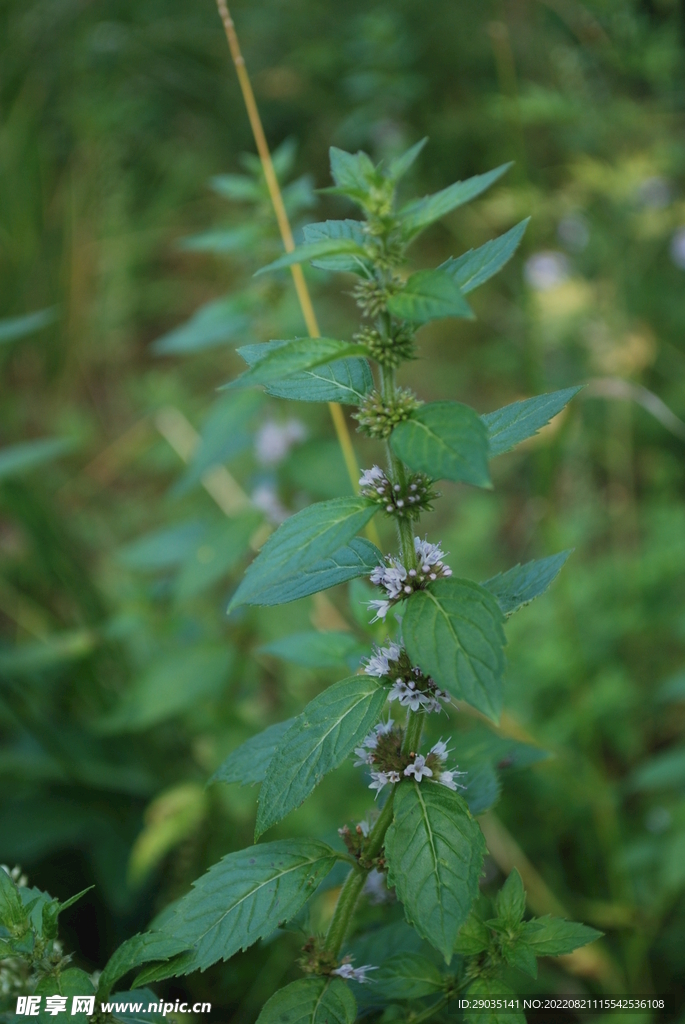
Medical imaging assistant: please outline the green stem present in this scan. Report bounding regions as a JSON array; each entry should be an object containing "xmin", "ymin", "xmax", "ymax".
[{"xmin": 402, "ymin": 707, "xmax": 424, "ymax": 755}]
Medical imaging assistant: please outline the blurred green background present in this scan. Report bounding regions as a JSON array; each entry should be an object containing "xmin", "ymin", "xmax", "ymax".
[{"xmin": 2, "ymin": 0, "xmax": 685, "ymax": 1019}]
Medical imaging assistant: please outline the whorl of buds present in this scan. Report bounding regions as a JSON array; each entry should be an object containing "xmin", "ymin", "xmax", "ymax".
[
  {"xmin": 353, "ymin": 388, "xmax": 422, "ymax": 439},
  {"xmin": 354, "ymin": 325, "xmax": 416, "ymax": 369},
  {"xmin": 352, "ymin": 275, "xmax": 400, "ymax": 318},
  {"xmin": 359, "ymin": 465, "xmax": 436, "ymax": 519}
]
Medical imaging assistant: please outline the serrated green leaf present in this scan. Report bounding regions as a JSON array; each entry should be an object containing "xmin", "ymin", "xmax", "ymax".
[
  {"xmin": 108, "ymin": 989, "xmax": 165, "ymax": 1024},
  {"xmin": 227, "ymin": 338, "xmax": 367, "ymax": 390},
  {"xmin": 329, "ymin": 146, "xmax": 376, "ymax": 194},
  {"xmin": 174, "ymin": 514, "xmax": 260, "ymax": 600},
  {"xmin": 387, "ymin": 270, "xmax": 473, "ymax": 324},
  {"xmin": 229, "ymin": 498, "xmax": 378, "ymax": 609},
  {"xmin": 0, "ymin": 308, "xmax": 57, "ymax": 345},
  {"xmin": 388, "ymin": 138, "xmax": 428, "ymax": 182},
  {"xmin": 481, "ymin": 551, "xmax": 571, "ymax": 616},
  {"xmin": 386, "ymin": 781, "xmax": 486, "ymax": 962},
  {"xmin": 521, "ymin": 916, "xmax": 602, "ymax": 956},
  {"xmin": 374, "ymin": 952, "xmax": 444, "ymax": 1000},
  {"xmin": 239, "ymin": 343, "xmax": 373, "ymax": 405},
  {"xmin": 302, "ymin": 219, "xmax": 369, "ymax": 273},
  {"xmin": 97, "ymin": 933, "xmax": 190, "ymax": 1000},
  {"xmin": 453, "ymin": 909, "xmax": 491, "ymax": 955},
  {"xmin": 0, "ymin": 438, "xmax": 75, "ymax": 481},
  {"xmin": 628, "ymin": 746, "xmax": 685, "ymax": 792},
  {"xmin": 399, "ymin": 163, "xmax": 512, "ymax": 238},
  {"xmin": 502, "ymin": 940, "xmax": 538, "ymax": 978},
  {"xmin": 258, "ymin": 631, "xmax": 367, "ymax": 670},
  {"xmin": 154, "ymin": 840, "xmax": 338, "ymax": 973},
  {"xmin": 210, "ymin": 719, "xmax": 296, "ymax": 788},
  {"xmin": 255, "ymin": 239, "xmax": 368, "ymax": 276},
  {"xmin": 495, "ymin": 869, "xmax": 526, "ymax": 926},
  {"xmin": 440, "ymin": 219, "xmax": 530, "ymax": 294},
  {"xmin": 483, "ymin": 386, "xmax": 583, "ymax": 457},
  {"xmin": 36, "ymin": 968, "xmax": 94, "ymax": 1024},
  {"xmin": 256, "ymin": 676, "xmax": 387, "ymax": 837},
  {"xmin": 390, "ymin": 401, "xmax": 490, "ymax": 486},
  {"xmin": 257, "ymin": 977, "xmax": 356, "ymax": 1024},
  {"xmin": 403, "ymin": 579, "xmax": 507, "ymax": 721},
  {"xmin": 152, "ymin": 296, "xmax": 250, "ymax": 355},
  {"xmin": 464, "ymin": 979, "xmax": 526, "ymax": 1024}
]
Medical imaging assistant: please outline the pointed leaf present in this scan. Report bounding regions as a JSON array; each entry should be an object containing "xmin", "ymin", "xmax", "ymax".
[
  {"xmin": 385, "ymin": 781, "xmax": 486, "ymax": 962},
  {"xmin": 155, "ymin": 840, "xmax": 338, "ymax": 972},
  {"xmin": 495, "ymin": 869, "xmax": 526, "ymax": 926},
  {"xmin": 256, "ymin": 977, "xmax": 356, "ymax": 1024},
  {"xmin": 239, "ymin": 343, "xmax": 373, "ymax": 405},
  {"xmin": 387, "ymin": 270, "xmax": 473, "ymax": 324},
  {"xmin": 374, "ymin": 952, "xmax": 443, "ymax": 999},
  {"xmin": 229, "ymin": 498, "xmax": 378, "ymax": 609},
  {"xmin": 0, "ymin": 438, "xmax": 75, "ymax": 481},
  {"xmin": 0, "ymin": 308, "xmax": 57, "ymax": 345},
  {"xmin": 440, "ymin": 219, "xmax": 530, "ymax": 294},
  {"xmin": 302, "ymin": 220, "xmax": 370, "ymax": 273},
  {"xmin": 453, "ymin": 909, "xmax": 491, "ymax": 955},
  {"xmin": 152, "ymin": 297, "xmax": 250, "ymax": 355},
  {"xmin": 521, "ymin": 916, "xmax": 602, "ymax": 956},
  {"xmin": 329, "ymin": 146, "xmax": 376, "ymax": 193},
  {"xmin": 227, "ymin": 338, "xmax": 367, "ymax": 390},
  {"xmin": 481, "ymin": 551, "xmax": 571, "ymax": 616},
  {"xmin": 399, "ymin": 163, "xmax": 512, "ymax": 238},
  {"xmin": 389, "ymin": 138, "xmax": 428, "ymax": 182},
  {"xmin": 403, "ymin": 579, "xmax": 507, "ymax": 721},
  {"xmin": 37, "ymin": 969, "xmax": 94, "ymax": 1024},
  {"xmin": 97, "ymin": 932, "xmax": 191, "ymax": 1000},
  {"xmin": 503, "ymin": 940, "xmax": 538, "ymax": 978},
  {"xmin": 209, "ymin": 719, "xmax": 296, "ymax": 787},
  {"xmin": 390, "ymin": 401, "xmax": 490, "ymax": 486},
  {"xmin": 258, "ymin": 631, "xmax": 367, "ymax": 670},
  {"xmin": 483, "ymin": 386, "xmax": 583, "ymax": 458},
  {"xmin": 256, "ymin": 676, "xmax": 387, "ymax": 837},
  {"xmin": 255, "ymin": 239, "xmax": 368, "ymax": 276}
]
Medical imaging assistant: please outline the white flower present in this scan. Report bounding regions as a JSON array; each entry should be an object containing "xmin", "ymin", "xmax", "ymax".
[
  {"xmin": 363, "ymin": 869, "xmax": 389, "ymax": 905},
  {"xmin": 353, "ymin": 747, "xmax": 374, "ymax": 767},
  {"xmin": 387, "ymin": 679, "xmax": 410, "ymax": 703},
  {"xmin": 369, "ymin": 771, "xmax": 389, "ymax": 795},
  {"xmin": 364, "ymin": 641, "xmax": 401, "ymax": 678},
  {"xmin": 386, "ymin": 770, "xmax": 401, "ymax": 783},
  {"xmin": 403, "ymin": 755, "xmax": 433, "ymax": 781},
  {"xmin": 414, "ymin": 536, "xmax": 447, "ymax": 569},
  {"xmin": 331, "ymin": 962, "xmax": 378, "ymax": 983},
  {"xmin": 438, "ymin": 769, "xmax": 466, "ymax": 791},
  {"xmin": 357, "ymin": 819, "xmax": 371, "ymax": 838},
  {"xmin": 368, "ymin": 599, "xmax": 391, "ymax": 622},
  {"xmin": 430, "ymin": 738, "xmax": 452, "ymax": 762},
  {"xmin": 254, "ymin": 418, "xmax": 306, "ymax": 466},
  {"xmin": 374, "ymin": 718, "xmax": 394, "ymax": 737},
  {"xmin": 359, "ymin": 465, "xmax": 386, "ymax": 489}
]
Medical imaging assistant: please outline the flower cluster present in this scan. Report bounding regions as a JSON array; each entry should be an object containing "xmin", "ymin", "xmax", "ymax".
[
  {"xmin": 354, "ymin": 721, "xmax": 465, "ymax": 796},
  {"xmin": 331, "ymin": 959, "xmax": 377, "ymax": 983},
  {"xmin": 353, "ymin": 387, "xmax": 422, "ymax": 439},
  {"xmin": 359, "ymin": 465, "xmax": 436, "ymax": 520},
  {"xmin": 354, "ymin": 324, "xmax": 415, "ymax": 369},
  {"xmin": 363, "ymin": 641, "xmax": 450, "ymax": 714},
  {"xmin": 368, "ymin": 536, "xmax": 452, "ymax": 621}
]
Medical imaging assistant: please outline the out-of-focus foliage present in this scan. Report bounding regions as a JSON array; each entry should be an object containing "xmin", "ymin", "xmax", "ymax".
[{"xmin": 1, "ymin": 0, "xmax": 685, "ymax": 1019}]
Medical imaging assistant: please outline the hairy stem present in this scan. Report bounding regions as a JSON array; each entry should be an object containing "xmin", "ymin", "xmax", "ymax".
[{"xmin": 402, "ymin": 707, "xmax": 424, "ymax": 755}]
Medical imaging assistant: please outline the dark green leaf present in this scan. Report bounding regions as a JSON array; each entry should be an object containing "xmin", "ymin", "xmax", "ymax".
[
  {"xmin": 388, "ymin": 138, "xmax": 428, "ymax": 182},
  {"xmin": 255, "ymin": 239, "xmax": 368, "ymax": 276},
  {"xmin": 258, "ymin": 631, "xmax": 367, "ymax": 670},
  {"xmin": 440, "ymin": 220, "xmax": 529, "ymax": 294},
  {"xmin": 403, "ymin": 579, "xmax": 507, "ymax": 721},
  {"xmin": 209, "ymin": 719, "xmax": 296, "ymax": 787},
  {"xmin": 229, "ymin": 498, "xmax": 378, "ymax": 609},
  {"xmin": 455, "ymin": 725, "xmax": 550, "ymax": 775},
  {"xmin": 329, "ymin": 146, "xmax": 376, "ymax": 194},
  {"xmin": 37, "ymin": 968, "xmax": 94, "ymax": 1024},
  {"xmin": 227, "ymin": 338, "xmax": 367, "ymax": 390},
  {"xmin": 257, "ymin": 977, "xmax": 356, "ymax": 1024},
  {"xmin": 481, "ymin": 551, "xmax": 571, "ymax": 616},
  {"xmin": 256, "ymin": 676, "xmax": 387, "ymax": 837},
  {"xmin": 302, "ymin": 220, "xmax": 369, "ymax": 273},
  {"xmin": 502, "ymin": 940, "xmax": 538, "ymax": 978},
  {"xmin": 386, "ymin": 781, "xmax": 486, "ymax": 962},
  {"xmin": 97, "ymin": 932, "xmax": 190, "ymax": 1000},
  {"xmin": 390, "ymin": 401, "xmax": 490, "ymax": 486},
  {"xmin": 399, "ymin": 164, "xmax": 512, "ymax": 238},
  {"xmin": 152, "ymin": 297, "xmax": 250, "ymax": 355},
  {"xmin": 453, "ymin": 909, "xmax": 491, "ymax": 955},
  {"xmin": 0, "ymin": 438, "xmax": 75, "ymax": 481},
  {"xmin": 464, "ymin": 979, "xmax": 525, "ymax": 1024},
  {"xmin": 387, "ymin": 270, "xmax": 473, "ymax": 324},
  {"xmin": 0, "ymin": 866, "xmax": 27, "ymax": 931},
  {"xmin": 495, "ymin": 869, "xmax": 526, "ymax": 926},
  {"xmin": 0, "ymin": 308, "xmax": 57, "ymax": 345},
  {"xmin": 522, "ymin": 916, "xmax": 602, "ymax": 956},
  {"xmin": 483, "ymin": 387, "xmax": 583, "ymax": 458},
  {"xmin": 155, "ymin": 840, "xmax": 338, "ymax": 972},
  {"xmin": 174, "ymin": 515, "xmax": 260, "ymax": 600},
  {"xmin": 239, "ymin": 344, "xmax": 373, "ymax": 405},
  {"xmin": 374, "ymin": 952, "xmax": 444, "ymax": 999},
  {"xmin": 462, "ymin": 760, "xmax": 501, "ymax": 816}
]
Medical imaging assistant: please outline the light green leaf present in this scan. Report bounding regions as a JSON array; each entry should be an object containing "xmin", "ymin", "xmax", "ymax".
[
  {"xmin": 209, "ymin": 719, "xmax": 296, "ymax": 788},
  {"xmin": 154, "ymin": 840, "xmax": 338, "ymax": 973},
  {"xmin": 98, "ymin": 646, "xmax": 234, "ymax": 733},
  {"xmin": 118, "ymin": 522, "xmax": 205, "ymax": 571},
  {"xmin": 174, "ymin": 515, "xmax": 260, "ymax": 600},
  {"xmin": 97, "ymin": 933, "xmax": 190, "ymax": 1000},
  {"xmin": 329, "ymin": 146, "xmax": 376, "ymax": 194},
  {"xmin": 302, "ymin": 220, "xmax": 369, "ymax": 273},
  {"xmin": 0, "ymin": 308, "xmax": 57, "ymax": 345},
  {"xmin": 388, "ymin": 138, "xmax": 428, "ymax": 182},
  {"xmin": 229, "ymin": 498, "xmax": 377, "ymax": 609},
  {"xmin": 0, "ymin": 438, "xmax": 75, "ymax": 481},
  {"xmin": 257, "ymin": 977, "xmax": 356, "ymax": 1024},
  {"xmin": 239, "ymin": 343, "xmax": 373, "ymax": 405},
  {"xmin": 495, "ymin": 869, "xmax": 526, "ymax": 926},
  {"xmin": 173, "ymin": 391, "xmax": 262, "ymax": 496},
  {"xmin": 627, "ymin": 746, "xmax": 685, "ymax": 792},
  {"xmin": 374, "ymin": 952, "xmax": 443, "ymax": 1000},
  {"xmin": 387, "ymin": 270, "xmax": 473, "ymax": 324},
  {"xmin": 481, "ymin": 551, "xmax": 571, "ymax": 616},
  {"xmin": 256, "ymin": 676, "xmax": 387, "ymax": 838},
  {"xmin": 464, "ymin": 979, "xmax": 526, "ymax": 1024},
  {"xmin": 403, "ymin": 579, "xmax": 507, "ymax": 721},
  {"xmin": 152, "ymin": 296, "xmax": 250, "ymax": 355},
  {"xmin": 521, "ymin": 916, "xmax": 602, "ymax": 956},
  {"xmin": 255, "ymin": 239, "xmax": 368, "ymax": 276},
  {"xmin": 227, "ymin": 338, "xmax": 367, "ymax": 390},
  {"xmin": 210, "ymin": 173, "xmax": 262, "ymax": 201},
  {"xmin": 483, "ymin": 386, "xmax": 583, "ymax": 457},
  {"xmin": 386, "ymin": 781, "xmax": 486, "ymax": 962},
  {"xmin": 440, "ymin": 219, "xmax": 530, "ymax": 293},
  {"xmin": 399, "ymin": 163, "xmax": 512, "ymax": 238},
  {"xmin": 390, "ymin": 401, "xmax": 490, "ymax": 486},
  {"xmin": 179, "ymin": 225, "xmax": 260, "ymax": 254},
  {"xmin": 258, "ymin": 631, "xmax": 367, "ymax": 670}
]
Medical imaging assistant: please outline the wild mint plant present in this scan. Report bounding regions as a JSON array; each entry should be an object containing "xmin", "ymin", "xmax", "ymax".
[{"xmin": 95, "ymin": 144, "xmax": 600, "ymax": 1022}]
